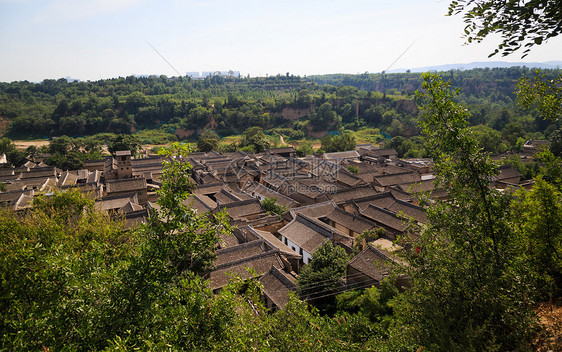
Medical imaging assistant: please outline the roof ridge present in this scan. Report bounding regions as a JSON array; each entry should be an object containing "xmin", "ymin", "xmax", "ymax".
[{"xmin": 214, "ymin": 249, "xmax": 281, "ymax": 270}]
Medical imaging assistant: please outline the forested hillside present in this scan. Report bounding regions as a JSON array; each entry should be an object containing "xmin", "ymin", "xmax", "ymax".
[{"xmin": 2, "ymin": 68, "xmax": 560, "ymax": 155}]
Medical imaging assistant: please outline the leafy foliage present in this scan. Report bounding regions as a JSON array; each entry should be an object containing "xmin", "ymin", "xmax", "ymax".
[
  {"xmin": 512, "ymin": 177, "xmax": 562, "ymax": 298},
  {"xmin": 261, "ymin": 197, "xmax": 288, "ymax": 219},
  {"xmin": 320, "ymin": 132, "xmax": 356, "ymax": 153},
  {"xmin": 297, "ymin": 242, "xmax": 349, "ymax": 314},
  {"xmin": 518, "ymin": 71, "xmax": 562, "ymax": 121},
  {"xmin": 238, "ymin": 126, "xmax": 270, "ymax": 153},
  {"xmin": 395, "ymin": 73, "xmax": 538, "ymax": 351},
  {"xmin": 197, "ymin": 129, "xmax": 220, "ymax": 152},
  {"xmin": 448, "ymin": 0, "xmax": 562, "ymax": 57},
  {"xmin": 108, "ymin": 134, "xmax": 142, "ymax": 156},
  {"xmin": 0, "ymin": 189, "xmax": 131, "ymax": 350}
]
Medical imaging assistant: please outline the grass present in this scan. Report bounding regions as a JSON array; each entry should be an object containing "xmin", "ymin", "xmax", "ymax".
[
  {"xmin": 220, "ymin": 135, "xmax": 242, "ymax": 145},
  {"xmin": 353, "ymin": 128, "xmax": 384, "ymax": 145},
  {"xmin": 133, "ymin": 129, "xmax": 178, "ymax": 145}
]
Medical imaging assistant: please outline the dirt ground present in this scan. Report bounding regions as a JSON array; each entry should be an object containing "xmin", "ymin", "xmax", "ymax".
[
  {"xmin": 533, "ymin": 298, "xmax": 562, "ymax": 351},
  {"xmin": 13, "ymin": 140, "xmax": 51, "ymax": 149},
  {"xmin": 11, "ymin": 140, "xmax": 171, "ymax": 155}
]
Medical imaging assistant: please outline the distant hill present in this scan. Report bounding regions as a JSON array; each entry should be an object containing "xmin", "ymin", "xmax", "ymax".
[{"xmin": 388, "ymin": 61, "xmax": 562, "ymax": 73}]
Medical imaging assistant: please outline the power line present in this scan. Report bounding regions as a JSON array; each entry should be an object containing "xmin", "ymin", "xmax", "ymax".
[
  {"xmin": 384, "ymin": 40, "xmax": 417, "ymax": 73},
  {"xmin": 295, "ymin": 272, "xmax": 376, "ymax": 291},
  {"xmin": 146, "ymin": 41, "xmax": 182, "ymax": 77},
  {"xmin": 296, "ymin": 275, "xmax": 383, "ymax": 301}
]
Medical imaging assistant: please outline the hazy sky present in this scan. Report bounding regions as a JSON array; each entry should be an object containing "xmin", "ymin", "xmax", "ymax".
[{"xmin": 1, "ymin": 0, "xmax": 561, "ymax": 82}]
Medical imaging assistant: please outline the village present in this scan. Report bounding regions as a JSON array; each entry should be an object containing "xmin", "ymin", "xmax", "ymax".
[{"xmin": 0, "ymin": 141, "xmax": 540, "ymax": 310}]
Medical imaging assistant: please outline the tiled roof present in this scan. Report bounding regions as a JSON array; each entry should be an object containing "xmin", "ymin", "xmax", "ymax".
[
  {"xmin": 120, "ymin": 201, "xmax": 144, "ymax": 213},
  {"xmin": 336, "ymin": 169, "xmax": 366, "ymax": 187},
  {"xmin": 57, "ymin": 171, "xmax": 77, "ymax": 187},
  {"xmin": 286, "ymin": 200, "xmax": 337, "ymax": 221},
  {"xmin": 347, "ymin": 244, "xmax": 398, "ymax": 282},
  {"xmin": 374, "ymin": 172, "xmax": 421, "ymax": 187},
  {"xmin": 214, "ymin": 188, "xmax": 245, "ymax": 205},
  {"xmin": 20, "ymin": 168, "xmax": 58, "ymax": 179},
  {"xmin": 243, "ymin": 182, "xmax": 298, "ymax": 208},
  {"xmin": 0, "ymin": 189, "xmax": 34, "ymax": 206},
  {"xmin": 106, "ymin": 178, "xmax": 147, "ymax": 194},
  {"xmin": 193, "ymin": 182, "xmax": 224, "ymax": 195},
  {"xmin": 259, "ymin": 266, "xmax": 297, "ymax": 310},
  {"xmin": 14, "ymin": 193, "xmax": 34, "ymax": 210},
  {"xmin": 215, "ymin": 239, "xmax": 267, "ymax": 267},
  {"xmin": 397, "ymin": 179, "xmax": 436, "ymax": 193},
  {"xmin": 0, "ymin": 169, "xmax": 16, "ymax": 177},
  {"xmin": 360, "ymin": 204, "xmax": 407, "ymax": 233},
  {"xmin": 323, "ymin": 150, "xmax": 361, "ymax": 160},
  {"xmin": 183, "ymin": 194, "xmax": 217, "ymax": 213},
  {"xmin": 115, "ymin": 150, "xmax": 131, "ymax": 157},
  {"xmin": 494, "ymin": 165, "xmax": 522, "ymax": 181},
  {"xmin": 216, "ymin": 199, "xmax": 265, "ymax": 220},
  {"xmin": 386, "ymin": 199, "xmax": 427, "ymax": 223},
  {"xmin": 278, "ymin": 213, "xmax": 348, "ymax": 254},
  {"xmin": 267, "ymin": 147, "xmax": 296, "ymax": 154},
  {"xmin": 95, "ymin": 194, "xmax": 138, "ymax": 212},
  {"xmin": 364, "ymin": 148, "xmax": 398, "ymax": 158},
  {"xmin": 328, "ymin": 185, "xmax": 378, "ymax": 205},
  {"xmin": 218, "ymin": 231, "xmax": 242, "ymax": 249},
  {"xmin": 86, "ymin": 170, "xmax": 102, "ymax": 184},
  {"xmin": 351, "ymin": 192, "xmax": 398, "ymax": 211},
  {"xmin": 326, "ymin": 208, "xmax": 376, "ymax": 234},
  {"xmin": 240, "ymin": 225, "xmax": 302, "ymax": 259},
  {"xmin": 208, "ymin": 250, "xmax": 284, "ymax": 291}
]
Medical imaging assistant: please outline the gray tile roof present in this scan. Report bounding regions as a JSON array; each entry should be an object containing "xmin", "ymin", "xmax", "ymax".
[
  {"xmin": 215, "ymin": 239, "xmax": 267, "ymax": 267},
  {"xmin": 208, "ymin": 250, "xmax": 284, "ymax": 291},
  {"xmin": 326, "ymin": 208, "xmax": 376, "ymax": 234},
  {"xmin": 360, "ymin": 204, "xmax": 407, "ymax": 233},
  {"xmin": 286, "ymin": 200, "xmax": 337, "ymax": 221},
  {"xmin": 240, "ymin": 225, "xmax": 302, "ymax": 259},
  {"xmin": 259, "ymin": 266, "xmax": 297, "ymax": 310},
  {"xmin": 328, "ymin": 185, "xmax": 378, "ymax": 205},
  {"xmin": 374, "ymin": 171, "xmax": 421, "ymax": 187},
  {"xmin": 106, "ymin": 177, "xmax": 147, "ymax": 194},
  {"xmin": 278, "ymin": 213, "xmax": 348, "ymax": 254},
  {"xmin": 347, "ymin": 244, "xmax": 397, "ymax": 282},
  {"xmin": 215, "ymin": 199, "xmax": 265, "ymax": 220}
]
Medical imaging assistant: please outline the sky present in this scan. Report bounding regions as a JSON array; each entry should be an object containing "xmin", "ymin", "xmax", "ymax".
[{"xmin": 1, "ymin": 0, "xmax": 561, "ymax": 82}]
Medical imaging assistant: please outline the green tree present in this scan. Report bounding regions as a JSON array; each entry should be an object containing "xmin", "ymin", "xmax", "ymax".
[
  {"xmin": 108, "ymin": 134, "xmax": 141, "ymax": 156},
  {"xmin": 25, "ymin": 145, "xmax": 39, "ymax": 160},
  {"xmin": 0, "ymin": 189, "xmax": 130, "ymax": 351},
  {"xmin": 48, "ymin": 135, "xmax": 74, "ymax": 155},
  {"xmin": 239, "ymin": 127, "xmax": 270, "ymax": 153},
  {"xmin": 395, "ymin": 73, "xmax": 537, "ymax": 351},
  {"xmin": 548, "ymin": 127, "xmax": 562, "ymax": 156},
  {"xmin": 297, "ymin": 241, "xmax": 349, "ymax": 314},
  {"xmin": 0, "ymin": 137, "xmax": 15, "ymax": 155},
  {"xmin": 448, "ymin": 0, "xmax": 562, "ymax": 57},
  {"xmin": 5, "ymin": 149, "xmax": 27, "ymax": 167},
  {"xmin": 517, "ymin": 72, "xmax": 562, "ymax": 121},
  {"xmin": 512, "ymin": 178, "xmax": 562, "ymax": 297},
  {"xmin": 310, "ymin": 102, "xmax": 341, "ymax": 131},
  {"xmin": 261, "ymin": 197, "xmax": 288, "ymax": 219},
  {"xmin": 197, "ymin": 129, "xmax": 220, "ymax": 152},
  {"xmin": 469, "ymin": 124, "xmax": 508, "ymax": 154},
  {"xmin": 347, "ymin": 164, "xmax": 359, "ymax": 174},
  {"xmin": 536, "ymin": 148, "xmax": 562, "ymax": 188},
  {"xmin": 320, "ymin": 132, "xmax": 356, "ymax": 153}
]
